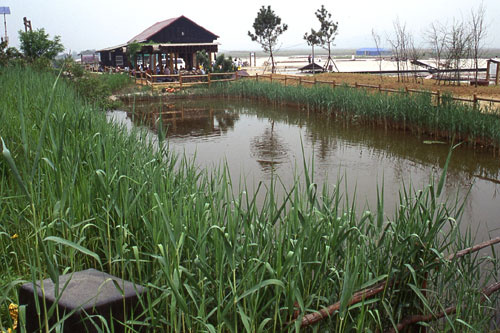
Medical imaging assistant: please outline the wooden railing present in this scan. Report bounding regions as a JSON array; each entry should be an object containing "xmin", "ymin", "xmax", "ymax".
[{"xmin": 130, "ymin": 71, "xmax": 241, "ymax": 90}]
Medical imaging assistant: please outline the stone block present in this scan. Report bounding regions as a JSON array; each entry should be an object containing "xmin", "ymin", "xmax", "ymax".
[{"xmin": 19, "ymin": 269, "xmax": 145, "ymax": 332}]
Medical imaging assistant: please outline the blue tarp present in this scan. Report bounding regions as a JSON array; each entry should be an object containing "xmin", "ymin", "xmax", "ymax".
[
  {"xmin": 356, "ymin": 48, "xmax": 391, "ymax": 56},
  {"xmin": 0, "ymin": 7, "xmax": 11, "ymax": 15}
]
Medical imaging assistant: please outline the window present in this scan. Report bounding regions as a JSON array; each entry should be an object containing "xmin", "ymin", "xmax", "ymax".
[{"xmin": 116, "ymin": 55, "xmax": 124, "ymax": 66}]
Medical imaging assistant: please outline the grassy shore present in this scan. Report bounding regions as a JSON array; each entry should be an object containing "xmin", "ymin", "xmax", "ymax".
[
  {"xmin": 197, "ymin": 79, "xmax": 500, "ymax": 150},
  {"xmin": 1, "ymin": 67, "xmax": 498, "ymax": 331}
]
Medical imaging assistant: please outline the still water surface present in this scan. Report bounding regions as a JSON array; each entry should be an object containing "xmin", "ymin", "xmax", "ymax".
[{"xmin": 108, "ymin": 98, "xmax": 500, "ymax": 243}]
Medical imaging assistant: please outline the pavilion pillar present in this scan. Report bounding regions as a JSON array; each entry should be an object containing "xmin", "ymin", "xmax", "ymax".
[
  {"xmin": 486, "ymin": 60, "xmax": 491, "ymax": 81},
  {"xmin": 149, "ymin": 53, "xmax": 154, "ymax": 72},
  {"xmin": 175, "ymin": 53, "xmax": 179, "ymax": 70},
  {"xmin": 170, "ymin": 53, "xmax": 174, "ymax": 72},
  {"xmin": 496, "ymin": 62, "xmax": 499, "ymax": 85}
]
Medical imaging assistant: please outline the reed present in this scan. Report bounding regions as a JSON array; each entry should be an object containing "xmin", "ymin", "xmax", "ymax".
[
  {"xmin": 200, "ymin": 80, "xmax": 500, "ymax": 149},
  {"xmin": 0, "ymin": 67, "xmax": 498, "ymax": 331}
]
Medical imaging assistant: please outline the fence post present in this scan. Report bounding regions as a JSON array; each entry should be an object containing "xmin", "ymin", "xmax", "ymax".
[
  {"xmin": 235, "ymin": 71, "xmax": 239, "ymax": 81},
  {"xmin": 299, "ymin": 77, "xmax": 302, "ymax": 86},
  {"xmin": 208, "ymin": 73, "xmax": 211, "ymax": 88},
  {"xmin": 284, "ymin": 76, "xmax": 287, "ymax": 86},
  {"xmin": 256, "ymin": 73, "xmax": 259, "ymax": 82},
  {"xmin": 473, "ymin": 94, "xmax": 478, "ymax": 109},
  {"xmin": 378, "ymin": 84, "xmax": 382, "ymax": 92},
  {"xmin": 405, "ymin": 86, "xmax": 409, "ymax": 95},
  {"xmin": 332, "ymin": 80, "xmax": 335, "ymax": 89},
  {"xmin": 437, "ymin": 90, "xmax": 441, "ymax": 106},
  {"xmin": 179, "ymin": 73, "xmax": 183, "ymax": 90},
  {"xmin": 314, "ymin": 77, "xmax": 317, "ymax": 85},
  {"xmin": 355, "ymin": 82, "xmax": 358, "ymax": 89},
  {"xmin": 270, "ymin": 74, "xmax": 273, "ymax": 83}
]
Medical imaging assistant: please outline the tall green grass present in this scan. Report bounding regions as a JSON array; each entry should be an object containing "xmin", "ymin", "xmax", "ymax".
[
  {"xmin": 199, "ymin": 80, "xmax": 500, "ymax": 149},
  {"xmin": 0, "ymin": 67, "xmax": 498, "ymax": 331}
]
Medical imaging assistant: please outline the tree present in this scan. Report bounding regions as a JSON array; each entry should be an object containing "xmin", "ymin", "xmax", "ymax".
[
  {"xmin": 0, "ymin": 40, "xmax": 23, "ymax": 68},
  {"xmin": 19, "ymin": 28, "xmax": 64, "ymax": 62},
  {"xmin": 126, "ymin": 41, "xmax": 142, "ymax": 68},
  {"xmin": 196, "ymin": 50, "xmax": 211, "ymax": 71},
  {"xmin": 371, "ymin": 29, "xmax": 383, "ymax": 80},
  {"xmin": 426, "ymin": 21, "xmax": 448, "ymax": 85},
  {"xmin": 445, "ymin": 19, "xmax": 471, "ymax": 86},
  {"xmin": 304, "ymin": 5, "xmax": 339, "ymax": 71},
  {"xmin": 248, "ymin": 6, "xmax": 288, "ymax": 74},
  {"xmin": 469, "ymin": 3, "xmax": 488, "ymax": 86}
]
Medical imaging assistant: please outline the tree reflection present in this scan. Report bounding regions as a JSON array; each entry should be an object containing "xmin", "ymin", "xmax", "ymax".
[{"xmin": 250, "ymin": 120, "xmax": 288, "ymax": 173}]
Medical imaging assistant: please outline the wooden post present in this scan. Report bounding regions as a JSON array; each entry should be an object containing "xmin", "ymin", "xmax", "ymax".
[
  {"xmin": 235, "ymin": 71, "xmax": 239, "ymax": 81},
  {"xmin": 170, "ymin": 53, "xmax": 174, "ymax": 72},
  {"xmin": 473, "ymin": 94, "xmax": 478, "ymax": 109},
  {"xmin": 354, "ymin": 82, "xmax": 358, "ymax": 89},
  {"xmin": 249, "ymin": 52, "xmax": 252, "ymax": 67},
  {"xmin": 208, "ymin": 73, "xmax": 211, "ymax": 87},
  {"xmin": 256, "ymin": 73, "xmax": 259, "ymax": 82},
  {"xmin": 314, "ymin": 77, "xmax": 317, "ymax": 85},
  {"xmin": 405, "ymin": 86, "xmax": 409, "ymax": 94},
  {"xmin": 299, "ymin": 77, "xmax": 302, "ymax": 86},
  {"xmin": 270, "ymin": 74, "xmax": 273, "ymax": 83},
  {"xmin": 378, "ymin": 84, "xmax": 382, "ymax": 92},
  {"xmin": 284, "ymin": 76, "xmax": 287, "ymax": 86},
  {"xmin": 496, "ymin": 62, "xmax": 500, "ymax": 85},
  {"xmin": 486, "ymin": 60, "xmax": 491, "ymax": 81},
  {"xmin": 437, "ymin": 90, "xmax": 441, "ymax": 106},
  {"xmin": 179, "ymin": 73, "xmax": 182, "ymax": 90},
  {"xmin": 149, "ymin": 53, "xmax": 154, "ymax": 73},
  {"xmin": 332, "ymin": 80, "xmax": 335, "ymax": 89}
]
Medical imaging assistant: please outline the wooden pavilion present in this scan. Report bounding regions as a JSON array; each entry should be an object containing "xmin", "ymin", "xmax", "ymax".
[{"xmin": 98, "ymin": 16, "xmax": 219, "ymax": 71}]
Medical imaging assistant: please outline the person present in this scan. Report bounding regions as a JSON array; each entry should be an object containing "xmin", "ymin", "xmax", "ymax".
[
  {"xmin": 164, "ymin": 66, "xmax": 170, "ymax": 75},
  {"xmin": 156, "ymin": 64, "xmax": 161, "ymax": 74},
  {"xmin": 308, "ymin": 54, "xmax": 312, "ymax": 64}
]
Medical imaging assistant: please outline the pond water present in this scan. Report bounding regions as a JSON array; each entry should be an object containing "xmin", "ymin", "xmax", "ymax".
[{"xmin": 108, "ymin": 98, "xmax": 500, "ymax": 243}]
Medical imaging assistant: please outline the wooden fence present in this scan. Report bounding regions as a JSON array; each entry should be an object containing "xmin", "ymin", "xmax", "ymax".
[{"xmin": 130, "ymin": 71, "xmax": 241, "ymax": 90}]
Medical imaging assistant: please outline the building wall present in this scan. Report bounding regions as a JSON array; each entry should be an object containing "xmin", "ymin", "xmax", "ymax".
[
  {"xmin": 150, "ymin": 17, "xmax": 217, "ymax": 43},
  {"xmin": 99, "ymin": 49, "xmax": 129, "ymax": 68}
]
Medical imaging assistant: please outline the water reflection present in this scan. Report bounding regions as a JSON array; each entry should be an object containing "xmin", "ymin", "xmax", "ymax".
[
  {"xmin": 251, "ymin": 121, "xmax": 289, "ymax": 173},
  {"xmin": 125, "ymin": 101, "xmax": 240, "ymax": 139},
  {"xmin": 111, "ymin": 98, "xmax": 500, "ymax": 243}
]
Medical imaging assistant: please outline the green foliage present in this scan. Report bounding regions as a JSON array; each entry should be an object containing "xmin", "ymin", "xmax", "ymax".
[
  {"xmin": 248, "ymin": 6, "xmax": 288, "ymax": 73},
  {"xmin": 126, "ymin": 41, "xmax": 142, "ymax": 66},
  {"xmin": 0, "ymin": 41, "xmax": 24, "ymax": 68},
  {"xmin": 18, "ymin": 28, "xmax": 64, "ymax": 62},
  {"xmin": 0, "ymin": 67, "xmax": 498, "ymax": 331},
  {"xmin": 196, "ymin": 50, "xmax": 211, "ymax": 71},
  {"xmin": 69, "ymin": 72, "xmax": 132, "ymax": 109},
  {"xmin": 304, "ymin": 5, "xmax": 339, "ymax": 64},
  {"xmin": 213, "ymin": 53, "xmax": 236, "ymax": 73}
]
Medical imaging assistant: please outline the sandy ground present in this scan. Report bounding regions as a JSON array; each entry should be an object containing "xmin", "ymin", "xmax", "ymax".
[{"xmin": 240, "ymin": 55, "xmax": 500, "ymax": 99}]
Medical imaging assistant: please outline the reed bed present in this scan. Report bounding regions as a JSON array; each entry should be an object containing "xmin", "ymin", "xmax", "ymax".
[
  {"xmin": 199, "ymin": 80, "xmax": 500, "ymax": 150},
  {"xmin": 0, "ymin": 67, "xmax": 499, "ymax": 331}
]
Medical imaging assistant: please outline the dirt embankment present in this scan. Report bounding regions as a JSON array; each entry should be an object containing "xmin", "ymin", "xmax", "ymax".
[{"xmin": 316, "ymin": 73, "xmax": 500, "ymax": 99}]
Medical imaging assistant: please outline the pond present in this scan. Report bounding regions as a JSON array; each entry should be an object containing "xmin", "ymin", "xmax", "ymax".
[{"xmin": 108, "ymin": 97, "xmax": 500, "ymax": 243}]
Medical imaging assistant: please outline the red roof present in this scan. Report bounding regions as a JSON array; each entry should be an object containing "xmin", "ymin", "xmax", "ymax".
[{"xmin": 128, "ymin": 16, "xmax": 219, "ymax": 43}]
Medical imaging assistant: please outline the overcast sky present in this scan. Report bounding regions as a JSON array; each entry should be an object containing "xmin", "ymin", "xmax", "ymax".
[{"xmin": 2, "ymin": 0, "xmax": 499, "ymax": 53}]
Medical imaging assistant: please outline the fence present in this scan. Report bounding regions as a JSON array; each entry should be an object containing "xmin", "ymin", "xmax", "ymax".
[{"xmin": 130, "ymin": 71, "xmax": 241, "ymax": 90}]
